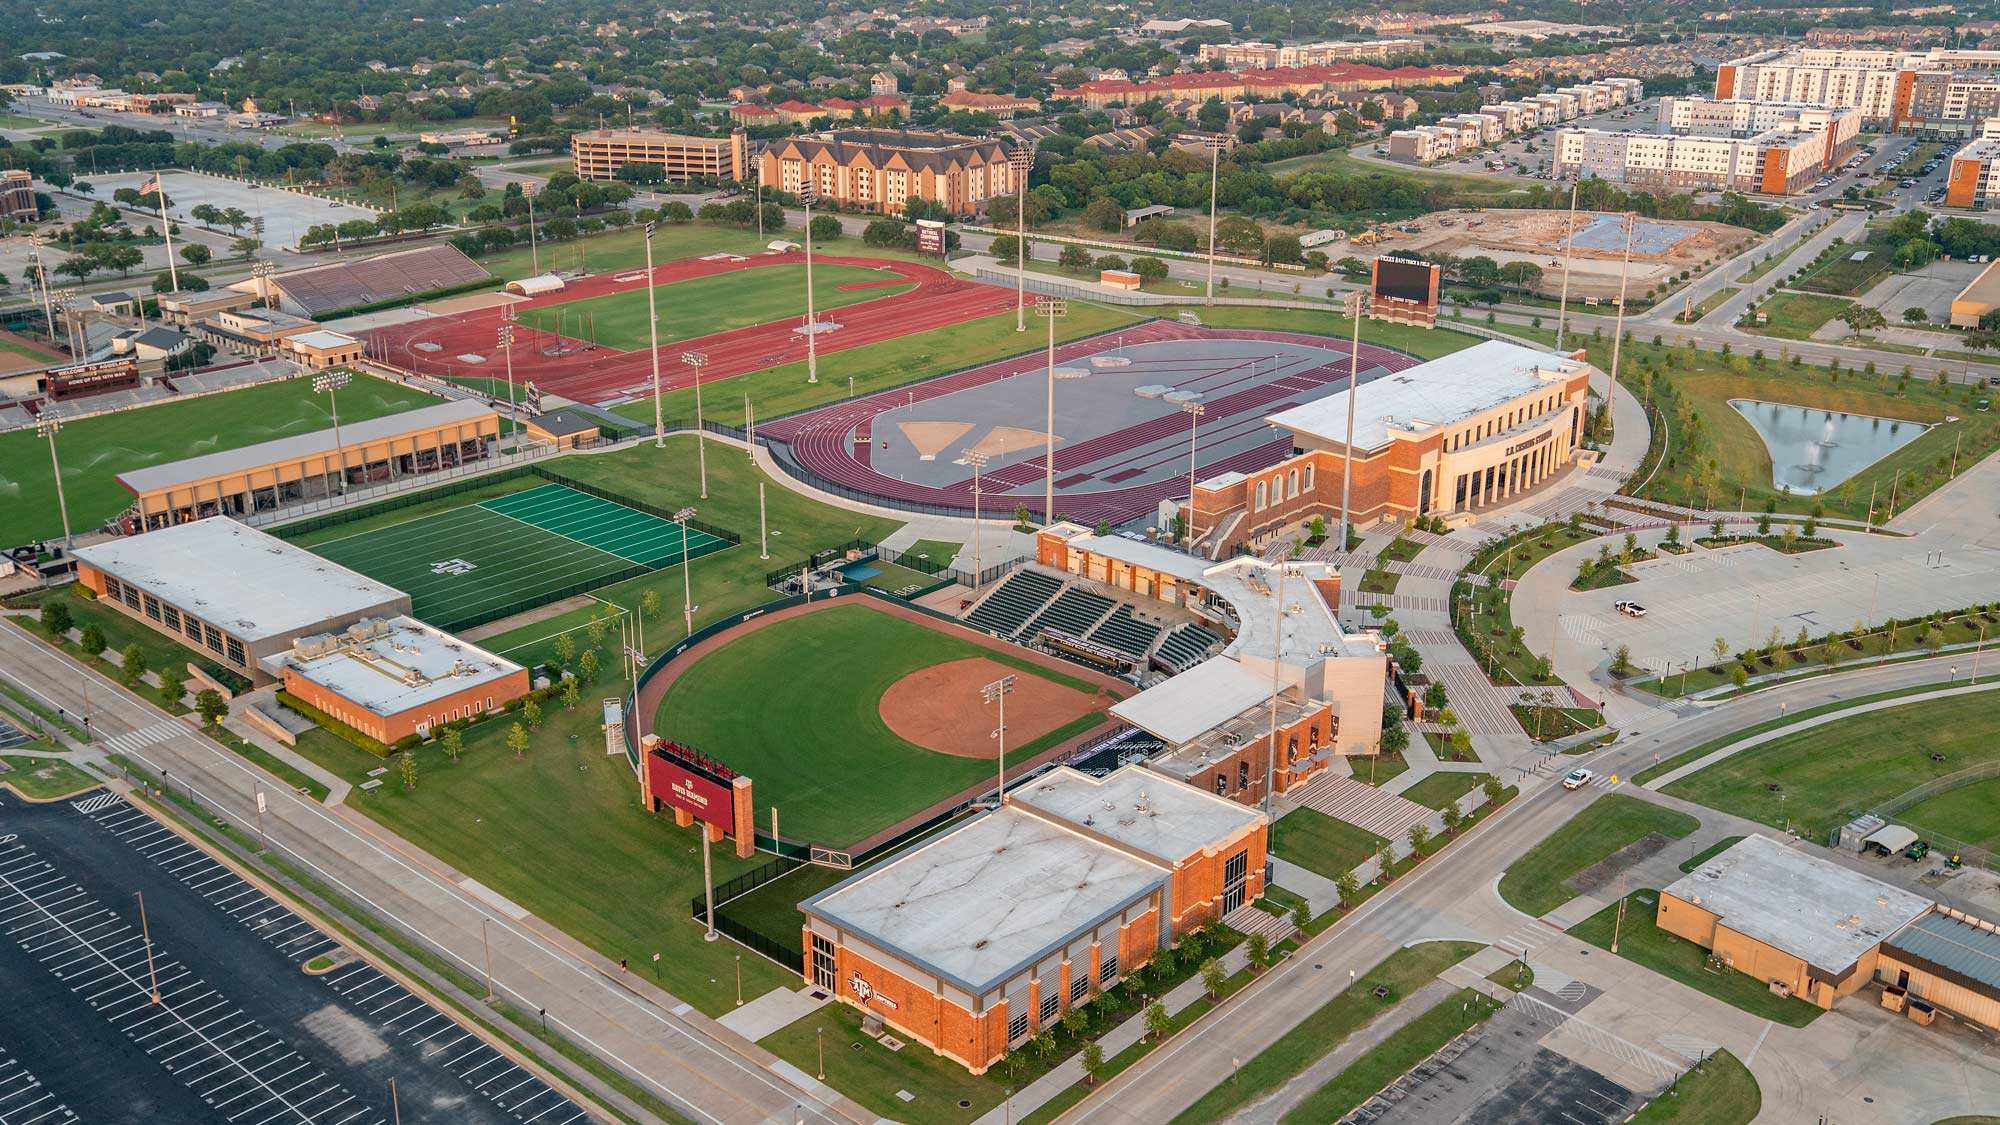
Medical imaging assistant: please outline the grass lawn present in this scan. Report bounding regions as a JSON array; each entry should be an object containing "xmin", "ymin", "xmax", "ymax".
[
  {"xmin": 1634, "ymin": 683, "xmax": 1956, "ymax": 781},
  {"xmin": 658, "ymin": 601, "xmax": 1113, "ymax": 845},
  {"xmin": 1664, "ymin": 692, "xmax": 2000, "ymax": 841},
  {"xmin": 1358, "ymin": 567, "xmax": 1401, "ymax": 595},
  {"xmin": 11, "ymin": 587, "xmax": 240, "ymax": 694},
  {"xmin": 1497, "ymin": 794, "xmax": 1699, "ymax": 917},
  {"xmin": 1400, "ymin": 772, "xmax": 1489, "ymax": 810},
  {"xmin": 1901, "ymin": 776, "xmax": 2000, "ymax": 851},
  {"xmin": 1278, "ymin": 987, "xmax": 1502, "ymax": 1125},
  {"xmin": 1628, "ymin": 1049, "xmax": 1759, "ymax": 1124},
  {"xmin": 1169, "ymin": 940, "xmax": 1483, "ymax": 1125},
  {"xmin": 286, "ymin": 692, "xmax": 794, "ymax": 1017},
  {"xmin": 1684, "ymin": 287, "xmax": 1739, "ymax": 320},
  {"xmin": 1744, "ymin": 291, "xmax": 1854, "ymax": 340},
  {"xmin": 1630, "ymin": 611, "xmax": 1998, "ymax": 699},
  {"xmin": 1570, "ymin": 892, "xmax": 1823, "ymax": 1027},
  {"xmin": 0, "ymin": 372, "xmax": 437, "ymax": 544},
  {"xmin": 0, "ymin": 755, "xmax": 100, "ymax": 800},
  {"xmin": 479, "ymin": 224, "xmax": 935, "ymax": 285},
  {"xmin": 527, "ymin": 262, "xmax": 912, "ymax": 351},
  {"xmin": 902, "ymin": 539, "xmax": 963, "ymax": 567},
  {"xmin": 1678, "ymin": 835, "xmax": 1745, "ymax": 873},
  {"xmin": 1261, "ymin": 147, "xmax": 1523, "ymax": 201},
  {"xmin": 1171, "ymin": 304, "xmax": 1485, "ymax": 362},
  {"xmin": 0, "ymin": 336, "xmax": 60, "ymax": 361},
  {"xmin": 1351, "ymin": 753, "xmax": 1409, "ymax": 788},
  {"xmin": 1270, "ymin": 807, "xmax": 1388, "ymax": 881}
]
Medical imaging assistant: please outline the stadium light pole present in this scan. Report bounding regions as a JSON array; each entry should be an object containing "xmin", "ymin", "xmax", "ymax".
[
  {"xmin": 1009, "ymin": 145, "xmax": 1034, "ymax": 332},
  {"xmin": 1607, "ymin": 212, "xmax": 1636, "ymax": 394},
  {"xmin": 496, "ymin": 322, "xmax": 518, "ymax": 429},
  {"xmin": 801, "ymin": 184, "xmax": 820, "ymax": 384},
  {"xmin": 251, "ymin": 260, "xmax": 276, "ymax": 310},
  {"xmin": 1554, "ymin": 176, "xmax": 1580, "ymax": 353},
  {"xmin": 1204, "ymin": 135, "xmax": 1226, "ymax": 306},
  {"xmin": 1180, "ymin": 402, "xmax": 1204, "ymax": 544},
  {"xmin": 983, "ymin": 674, "xmax": 1016, "ymax": 802},
  {"xmin": 674, "ymin": 507, "xmax": 697, "ymax": 636},
  {"xmin": 1035, "ymin": 297, "xmax": 1068, "ymax": 525},
  {"xmin": 29, "ymin": 234, "xmax": 57, "ymax": 343},
  {"xmin": 1338, "ymin": 292, "xmax": 1368, "ymax": 552},
  {"xmin": 1264, "ymin": 565, "xmax": 1290, "ymax": 818},
  {"xmin": 37, "ymin": 412, "xmax": 72, "ymax": 548},
  {"xmin": 524, "ymin": 183, "xmax": 541, "ymax": 276},
  {"xmin": 53, "ymin": 289, "xmax": 77, "ymax": 356},
  {"xmin": 644, "ymin": 220, "xmax": 667, "ymax": 446},
  {"xmin": 681, "ymin": 350, "xmax": 709, "ymax": 497},
  {"xmin": 314, "ymin": 370, "xmax": 352, "ymax": 495},
  {"xmin": 963, "ymin": 448, "xmax": 989, "ymax": 585}
]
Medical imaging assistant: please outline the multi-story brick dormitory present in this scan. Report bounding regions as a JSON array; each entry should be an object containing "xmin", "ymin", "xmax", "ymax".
[
  {"xmin": 799, "ymin": 765, "xmax": 1265, "ymax": 1072},
  {"xmin": 1184, "ymin": 340, "xmax": 1598, "ymax": 558},
  {"xmin": 757, "ymin": 128, "xmax": 1018, "ymax": 217}
]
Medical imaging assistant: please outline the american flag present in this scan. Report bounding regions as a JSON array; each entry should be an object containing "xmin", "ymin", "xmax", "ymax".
[{"xmin": 138, "ymin": 177, "xmax": 161, "ymax": 197}]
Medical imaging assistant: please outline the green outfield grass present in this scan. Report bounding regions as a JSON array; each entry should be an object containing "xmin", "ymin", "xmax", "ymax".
[
  {"xmin": 527, "ymin": 262, "xmax": 912, "ymax": 352},
  {"xmin": 0, "ymin": 373, "xmax": 437, "ymax": 544},
  {"xmin": 307, "ymin": 482, "xmax": 733, "ymax": 631},
  {"xmin": 0, "ymin": 336, "xmax": 61, "ymax": 361},
  {"xmin": 656, "ymin": 600, "xmax": 1115, "ymax": 846}
]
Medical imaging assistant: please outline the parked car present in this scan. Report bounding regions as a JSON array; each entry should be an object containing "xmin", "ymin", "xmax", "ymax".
[
  {"xmin": 1562, "ymin": 769, "xmax": 1595, "ymax": 790},
  {"xmin": 1614, "ymin": 600, "xmax": 1648, "ymax": 618}
]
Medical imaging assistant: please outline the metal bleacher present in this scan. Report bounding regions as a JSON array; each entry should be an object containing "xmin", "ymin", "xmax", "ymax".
[
  {"xmin": 1154, "ymin": 623, "xmax": 1224, "ymax": 673},
  {"xmin": 1086, "ymin": 605, "xmax": 1162, "ymax": 660},
  {"xmin": 965, "ymin": 570, "xmax": 1063, "ymax": 636},
  {"xmin": 1018, "ymin": 586, "xmax": 1115, "ymax": 640}
]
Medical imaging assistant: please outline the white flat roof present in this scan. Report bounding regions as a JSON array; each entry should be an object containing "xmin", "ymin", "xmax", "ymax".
[
  {"xmin": 1663, "ymin": 835, "xmax": 1932, "ymax": 974},
  {"xmin": 72, "ymin": 518, "xmax": 406, "ymax": 644},
  {"xmin": 115, "ymin": 398, "xmax": 493, "ymax": 495},
  {"xmin": 1111, "ymin": 657, "xmax": 1277, "ymax": 744},
  {"xmin": 1011, "ymin": 766, "xmax": 1263, "ymax": 862},
  {"xmin": 802, "ymin": 807, "xmax": 1164, "ymax": 996},
  {"xmin": 1267, "ymin": 340, "xmax": 1587, "ymax": 452},
  {"xmin": 270, "ymin": 616, "xmax": 522, "ymax": 717},
  {"xmin": 289, "ymin": 329, "xmax": 360, "ymax": 350}
]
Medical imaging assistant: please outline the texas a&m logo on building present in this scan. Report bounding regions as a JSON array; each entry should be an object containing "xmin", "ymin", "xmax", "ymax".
[{"xmin": 849, "ymin": 971, "xmax": 899, "ymax": 1010}]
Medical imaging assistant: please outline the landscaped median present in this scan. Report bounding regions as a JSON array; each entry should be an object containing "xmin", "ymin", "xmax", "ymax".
[
  {"xmin": 1497, "ymin": 793, "xmax": 1699, "ymax": 918},
  {"xmin": 1276, "ymin": 986, "xmax": 1504, "ymax": 1125},
  {"xmin": 1630, "ymin": 603, "xmax": 1997, "ymax": 700}
]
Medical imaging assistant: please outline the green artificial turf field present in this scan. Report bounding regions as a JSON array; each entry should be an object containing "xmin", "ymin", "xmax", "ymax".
[
  {"xmin": 0, "ymin": 373, "xmax": 437, "ymax": 544},
  {"xmin": 656, "ymin": 601, "xmax": 1112, "ymax": 846},
  {"xmin": 308, "ymin": 482, "xmax": 731, "ymax": 630},
  {"xmin": 522, "ymin": 262, "xmax": 912, "ymax": 351}
]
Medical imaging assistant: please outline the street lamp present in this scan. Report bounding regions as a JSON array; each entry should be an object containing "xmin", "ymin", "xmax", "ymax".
[
  {"xmin": 1009, "ymin": 145, "xmax": 1035, "ymax": 332},
  {"xmin": 963, "ymin": 448, "xmax": 989, "ymax": 585},
  {"xmin": 313, "ymin": 369, "xmax": 351, "ymax": 495},
  {"xmin": 1035, "ymin": 297, "xmax": 1068, "ymax": 525},
  {"xmin": 1180, "ymin": 401, "xmax": 1205, "ymax": 543},
  {"xmin": 37, "ymin": 411, "xmax": 72, "ymax": 547},
  {"xmin": 801, "ymin": 184, "xmax": 821, "ymax": 384},
  {"xmin": 681, "ymin": 350, "xmax": 710, "ymax": 497},
  {"xmin": 673, "ymin": 507, "xmax": 697, "ymax": 636},
  {"xmin": 1204, "ymin": 135, "xmax": 1228, "ymax": 306}
]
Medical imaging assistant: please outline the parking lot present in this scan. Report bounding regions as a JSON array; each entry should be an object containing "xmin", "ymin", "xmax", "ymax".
[
  {"xmin": 84, "ymin": 169, "xmax": 377, "ymax": 252},
  {"xmin": 0, "ymin": 791, "xmax": 591, "ymax": 1124}
]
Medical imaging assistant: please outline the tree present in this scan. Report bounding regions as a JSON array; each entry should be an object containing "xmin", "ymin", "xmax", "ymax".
[
  {"xmin": 1729, "ymin": 664, "xmax": 1749, "ymax": 690},
  {"xmin": 1483, "ymin": 777, "xmax": 1506, "ymax": 806},
  {"xmin": 1081, "ymin": 1041, "xmax": 1108, "ymax": 1085},
  {"xmin": 506, "ymin": 722, "xmax": 530, "ymax": 759},
  {"xmin": 1060, "ymin": 1006, "xmax": 1089, "ymax": 1039},
  {"xmin": 120, "ymin": 646, "xmax": 147, "ymax": 686},
  {"xmin": 1904, "ymin": 306, "xmax": 1929, "ymax": 323},
  {"xmin": 577, "ymin": 649, "xmax": 600, "ymax": 684},
  {"xmin": 1131, "ymin": 256, "xmax": 1168, "ymax": 283},
  {"xmin": 1200, "ymin": 957, "xmax": 1226, "ymax": 999},
  {"xmin": 1612, "ymin": 644, "xmax": 1633, "ymax": 677},
  {"xmin": 196, "ymin": 689, "xmax": 228, "ymax": 727},
  {"xmin": 988, "ymin": 234, "xmax": 1027, "ymax": 265},
  {"xmin": 399, "ymin": 752, "xmax": 418, "ymax": 791},
  {"xmin": 523, "ymin": 699, "xmax": 542, "ymax": 730},
  {"xmin": 1448, "ymin": 729, "xmax": 1474, "ymax": 760},
  {"xmin": 1145, "ymin": 1000, "xmax": 1171, "ymax": 1040},
  {"xmin": 560, "ymin": 678, "xmax": 580, "ymax": 710},
  {"xmin": 441, "ymin": 726, "xmax": 463, "ymax": 763},
  {"xmin": 553, "ymin": 632, "xmax": 577, "ymax": 666},
  {"xmin": 1711, "ymin": 636, "xmax": 1731, "ymax": 666},
  {"xmin": 78, "ymin": 623, "xmax": 106, "ymax": 659},
  {"xmin": 1246, "ymin": 932, "xmax": 1270, "ymax": 969},
  {"xmin": 1057, "ymin": 243, "xmax": 1093, "ymax": 272},
  {"xmin": 1334, "ymin": 872, "xmax": 1361, "ymax": 909},
  {"xmin": 808, "ymin": 213, "xmax": 841, "ymax": 242},
  {"xmin": 158, "ymin": 665, "xmax": 187, "ymax": 707},
  {"xmin": 40, "ymin": 601, "xmax": 71, "ymax": 639},
  {"xmin": 1441, "ymin": 804, "xmax": 1465, "ymax": 837},
  {"xmin": 1083, "ymin": 196, "xmax": 1124, "ymax": 232},
  {"xmin": 1408, "ymin": 823, "xmax": 1432, "ymax": 855}
]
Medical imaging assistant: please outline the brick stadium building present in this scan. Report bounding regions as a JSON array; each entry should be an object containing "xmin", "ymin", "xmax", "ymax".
[
  {"xmin": 272, "ymin": 615, "xmax": 529, "ymax": 742},
  {"xmin": 1, "ymin": 169, "xmax": 36, "ymax": 221},
  {"xmin": 1186, "ymin": 340, "xmax": 1597, "ymax": 556},
  {"xmin": 758, "ymin": 128, "xmax": 1019, "ymax": 217},
  {"xmin": 800, "ymin": 765, "xmax": 1265, "ymax": 1071},
  {"xmin": 569, "ymin": 127, "xmax": 749, "ymax": 183}
]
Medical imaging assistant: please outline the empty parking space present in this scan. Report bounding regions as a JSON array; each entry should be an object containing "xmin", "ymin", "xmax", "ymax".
[{"xmin": 0, "ymin": 1045, "xmax": 79, "ymax": 1125}]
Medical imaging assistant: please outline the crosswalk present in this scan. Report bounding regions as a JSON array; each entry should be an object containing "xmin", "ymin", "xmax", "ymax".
[
  {"xmin": 1348, "ymin": 592, "xmax": 1448, "ymax": 614},
  {"xmin": 97, "ymin": 720, "xmax": 187, "ymax": 757},
  {"xmin": 1290, "ymin": 775, "xmax": 1434, "ymax": 841}
]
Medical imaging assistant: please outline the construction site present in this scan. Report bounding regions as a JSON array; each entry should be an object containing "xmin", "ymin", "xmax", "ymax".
[{"xmin": 1372, "ymin": 208, "xmax": 1756, "ymax": 299}]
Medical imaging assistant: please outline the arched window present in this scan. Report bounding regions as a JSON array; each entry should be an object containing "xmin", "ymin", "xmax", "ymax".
[
  {"xmin": 1303, "ymin": 464, "xmax": 1315, "ymax": 491},
  {"xmin": 1215, "ymin": 774, "xmax": 1228, "ymax": 795},
  {"xmin": 1256, "ymin": 481, "xmax": 1268, "ymax": 510},
  {"xmin": 1287, "ymin": 469, "xmax": 1298, "ymax": 499}
]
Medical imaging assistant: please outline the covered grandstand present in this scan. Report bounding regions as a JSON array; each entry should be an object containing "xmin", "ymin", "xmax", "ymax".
[{"xmin": 239, "ymin": 245, "xmax": 491, "ymax": 317}]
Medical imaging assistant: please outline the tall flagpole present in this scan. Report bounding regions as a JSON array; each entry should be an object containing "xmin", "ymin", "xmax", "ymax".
[
  {"xmin": 645, "ymin": 221, "xmax": 664, "ymax": 446},
  {"xmin": 1554, "ymin": 177, "xmax": 1578, "ymax": 352},
  {"xmin": 1607, "ymin": 213, "xmax": 1635, "ymax": 392},
  {"xmin": 152, "ymin": 173, "xmax": 180, "ymax": 292}
]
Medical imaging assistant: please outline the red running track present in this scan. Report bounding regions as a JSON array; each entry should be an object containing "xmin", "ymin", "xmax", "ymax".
[
  {"xmin": 759, "ymin": 325, "xmax": 1422, "ymax": 526},
  {"xmin": 358, "ymin": 253, "xmax": 1016, "ymax": 404}
]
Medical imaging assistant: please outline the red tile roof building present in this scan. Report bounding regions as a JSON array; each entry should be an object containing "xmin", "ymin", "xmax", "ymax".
[
  {"xmin": 760, "ymin": 128, "xmax": 1020, "ymax": 217},
  {"xmin": 1053, "ymin": 63, "xmax": 1463, "ymax": 109}
]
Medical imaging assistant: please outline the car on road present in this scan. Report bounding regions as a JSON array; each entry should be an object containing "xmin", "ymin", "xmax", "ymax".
[
  {"xmin": 1614, "ymin": 600, "xmax": 1648, "ymax": 618},
  {"xmin": 1562, "ymin": 768, "xmax": 1595, "ymax": 790}
]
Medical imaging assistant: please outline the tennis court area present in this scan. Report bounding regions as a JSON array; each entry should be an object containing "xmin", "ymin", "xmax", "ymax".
[{"xmin": 309, "ymin": 482, "xmax": 732, "ymax": 629}]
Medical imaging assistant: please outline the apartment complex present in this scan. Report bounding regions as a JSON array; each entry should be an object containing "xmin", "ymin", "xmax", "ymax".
[
  {"xmin": 1388, "ymin": 78, "xmax": 1642, "ymax": 162},
  {"xmin": 1196, "ymin": 39, "xmax": 1426, "ymax": 68},
  {"xmin": 1553, "ymin": 97, "xmax": 1859, "ymax": 193},
  {"xmin": 758, "ymin": 128, "xmax": 1017, "ymax": 217},
  {"xmin": 570, "ymin": 127, "xmax": 749, "ymax": 182},
  {"xmin": 1719, "ymin": 46, "xmax": 2000, "ymax": 135},
  {"xmin": 1054, "ymin": 63, "xmax": 1464, "ymax": 110}
]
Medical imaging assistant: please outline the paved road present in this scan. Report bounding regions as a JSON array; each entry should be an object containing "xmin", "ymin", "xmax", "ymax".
[{"xmin": 0, "ymin": 622, "xmax": 857, "ymax": 1125}]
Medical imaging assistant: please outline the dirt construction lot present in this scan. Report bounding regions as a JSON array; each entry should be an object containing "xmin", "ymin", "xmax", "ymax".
[{"xmin": 1389, "ymin": 209, "xmax": 1755, "ymax": 299}]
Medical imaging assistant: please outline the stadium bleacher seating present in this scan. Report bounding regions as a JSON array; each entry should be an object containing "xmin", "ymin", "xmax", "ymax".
[
  {"xmin": 1019, "ymin": 587, "xmax": 1115, "ymax": 640},
  {"xmin": 268, "ymin": 244, "xmax": 491, "ymax": 316},
  {"xmin": 965, "ymin": 570, "xmax": 1062, "ymax": 636},
  {"xmin": 1154, "ymin": 623, "xmax": 1224, "ymax": 673},
  {"xmin": 1086, "ymin": 605, "xmax": 1162, "ymax": 661}
]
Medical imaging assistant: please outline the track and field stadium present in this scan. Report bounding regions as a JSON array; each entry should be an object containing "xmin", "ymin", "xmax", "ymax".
[
  {"xmin": 759, "ymin": 322, "xmax": 1422, "ymax": 526},
  {"xmin": 634, "ymin": 596, "xmax": 1131, "ymax": 852},
  {"xmin": 358, "ymin": 252, "xmax": 1013, "ymax": 407},
  {"xmin": 307, "ymin": 482, "xmax": 733, "ymax": 631}
]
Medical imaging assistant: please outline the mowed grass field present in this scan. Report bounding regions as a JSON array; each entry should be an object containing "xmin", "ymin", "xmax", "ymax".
[
  {"xmin": 657, "ymin": 601, "xmax": 1111, "ymax": 846},
  {"xmin": 529, "ymin": 262, "xmax": 915, "ymax": 352},
  {"xmin": 0, "ymin": 373, "xmax": 437, "ymax": 544},
  {"xmin": 307, "ymin": 482, "xmax": 731, "ymax": 631},
  {"xmin": 1664, "ymin": 692, "xmax": 2000, "ymax": 843}
]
